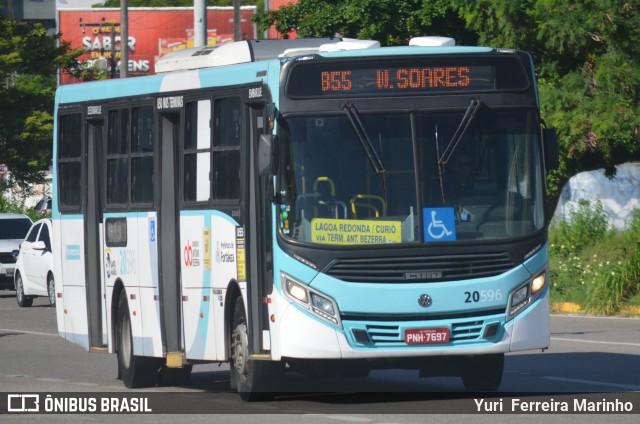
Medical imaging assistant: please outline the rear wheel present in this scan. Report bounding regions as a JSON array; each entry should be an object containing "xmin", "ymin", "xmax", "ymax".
[
  {"xmin": 461, "ymin": 353, "xmax": 504, "ymax": 391},
  {"xmin": 116, "ymin": 290, "xmax": 161, "ymax": 388},
  {"xmin": 15, "ymin": 273, "xmax": 33, "ymax": 308},
  {"xmin": 229, "ymin": 297, "xmax": 282, "ymax": 401},
  {"xmin": 47, "ymin": 274, "xmax": 56, "ymax": 306}
]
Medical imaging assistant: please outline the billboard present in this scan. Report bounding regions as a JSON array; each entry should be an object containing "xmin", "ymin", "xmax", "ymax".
[{"xmin": 58, "ymin": 7, "xmax": 257, "ymax": 84}]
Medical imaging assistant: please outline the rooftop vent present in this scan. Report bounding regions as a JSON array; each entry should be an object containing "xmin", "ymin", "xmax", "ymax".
[
  {"xmin": 319, "ymin": 38, "xmax": 380, "ymax": 52},
  {"xmin": 409, "ymin": 36, "xmax": 456, "ymax": 47},
  {"xmin": 155, "ymin": 38, "xmax": 344, "ymax": 73}
]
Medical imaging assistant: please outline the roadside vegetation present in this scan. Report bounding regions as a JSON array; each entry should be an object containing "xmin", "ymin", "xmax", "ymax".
[
  {"xmin": 549, "ymin": 200, "xmax": 640, "ymax": 314},
  {"xmin": 0, "ymin": 195, "xmax": 48, "ymax": 222}
]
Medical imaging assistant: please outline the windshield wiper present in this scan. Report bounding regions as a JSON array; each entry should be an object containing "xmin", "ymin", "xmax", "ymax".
[
  {"xmin": 438, "ymin": 99, "xmax": 481, "ymax": 165},
  {"xmin": 343, "ymin": 103, "xmax": 386, "ymax": 174},
  {"xmin": 435, "ymin": 99, "xmax": 481, "ymax": 203}
]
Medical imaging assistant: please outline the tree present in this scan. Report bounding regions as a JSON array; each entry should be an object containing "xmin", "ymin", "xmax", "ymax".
[
  {"xmin": 456, "ymin": 0, "xmax": 640, "ymax": 203},
  {"xmin": 0, "ymin": 18, "xmax": 97, "ymax": 195},
  {"xmin": 258, "ymin": 0, "xmax": 640, "ymax": 212},
  {"xmin": 253, "ymin": 0, "xmax": 476, "ymax": 46},
  {"xmin": 97, "ymin": 1, "xmax": 265, "ymax": 10}
]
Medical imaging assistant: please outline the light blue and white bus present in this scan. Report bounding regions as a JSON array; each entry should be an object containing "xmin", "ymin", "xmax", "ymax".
[{"xmin": 52, "ymin": 36, "xmax": 558, "ymax": 400}]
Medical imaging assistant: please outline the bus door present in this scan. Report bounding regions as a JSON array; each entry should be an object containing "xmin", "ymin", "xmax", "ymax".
[
  {"xmin": 58, "ymin": 113, "xmax": 106, "ymax": 351},
  {"xmin": 247, "ymin": 101, "xmax": 272, "ymax": 356},
  {"xmin": 85, "ymin": 117, "xmax": 107, "ymax": 349},
  {"xmin": 157, "ymin": 112, "xmax": 183, "ymax": 362}
]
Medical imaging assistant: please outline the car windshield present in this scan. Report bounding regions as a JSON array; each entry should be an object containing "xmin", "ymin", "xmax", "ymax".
[
  {"xmin": 0, "ymin": 218, "xmax": 32, "ymax": 240},
  {"xmin": 277, "ymin": 108, "xmax": 545, "ymax": 246}
]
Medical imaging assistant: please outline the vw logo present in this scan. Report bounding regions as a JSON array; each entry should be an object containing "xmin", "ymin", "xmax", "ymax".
[{"xmin": 417, "ymin": 294, "xmax": 432, "ymax": 308}]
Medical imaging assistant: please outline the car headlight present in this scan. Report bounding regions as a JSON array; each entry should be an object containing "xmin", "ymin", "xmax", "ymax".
[
  {"xmin": 281, "ymin": 272, "xmax": 341, "ymax": 327},
  {"xmin": 506, "ymin": 269, "xmax": 547, "ymax": 321}
]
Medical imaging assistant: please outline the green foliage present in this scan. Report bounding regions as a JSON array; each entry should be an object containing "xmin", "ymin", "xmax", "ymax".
[
  {"xmin": 1, "ymin": 18, "xmax": 98, "ymax": 195},
  {"xmin": 253, "ymin": 0, "xmax": 474, "ymax": 46},
  {"xmin": 457, "ymin": 1, "xmax": 640, "ymax": 204},
  {"xmin": 97, "ymin": 1, "xmax": 265, "ymax": 10},
  {"xmin": 0, "ymin": 190, "xmax": 44, "ymax": 221},
  {"xmin": 258, "ymin": 1, "xmax": 640, "ymax": 214},
  {"xmin": 551, "ymin": 199, "xmax": 609, "ymax": 251},
  {"xmin": 549, "ymin": 201, "xmax": 640, "ymax": 314}
]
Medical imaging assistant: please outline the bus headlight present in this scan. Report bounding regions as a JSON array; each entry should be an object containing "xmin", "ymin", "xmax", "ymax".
[
  {"xmin": 281, "ymin": 272, "xmax": 341, "ymax": 327},
  {"xmin": 311, "ymin": 293, "xmax": 335, "ymax": 316},
  {"xmin": 285, "ymin": 279, "xmax": 308, "ymax": 303},
  {"xmin": 511, "ymin": 285, "xmax": 529, "ymax": 307},
  {"xmin": 506, "ymin": 270, "xmax": 547, "ymax": 321}
]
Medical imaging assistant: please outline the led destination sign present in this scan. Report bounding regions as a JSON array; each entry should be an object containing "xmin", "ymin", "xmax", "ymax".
[
  {"xmin": 320, "ymin": 66, "xmax": 485, "ymax": 94},
  {"xmin": 287, "ymin": 56, "xmax": 529, "ymax": 98}
]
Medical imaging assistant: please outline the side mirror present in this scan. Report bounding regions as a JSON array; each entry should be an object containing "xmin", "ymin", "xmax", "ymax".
[
  {"xmin": 543, "ymin": 127, "xmax": 559, "ymax": 171},
  {"xmin": 32, "ymin": 241, "xmax": 47, "ymax": 251},
  {"xmin": 258, "ymin": 134, "xmax": 273, "ymax": 175},
  {"xmin": 258, "ymin": 134, "xmax": 277, "ymax": 176}
]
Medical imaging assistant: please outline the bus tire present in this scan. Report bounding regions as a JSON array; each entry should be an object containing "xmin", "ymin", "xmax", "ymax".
[
  {"xmin": 116, "ymin": 290, "xmax": 161, "ymax": 388},
  {"xmin": 461, "ymin": 353, "xmax": 504, "ymax": 391},
  {"xmin": 229, "ymin": 297, "xmax": 281, "ymax": 401},
  {"xmin": 15, "ymin": 272, "xmax": 33, "ymax": 308}
]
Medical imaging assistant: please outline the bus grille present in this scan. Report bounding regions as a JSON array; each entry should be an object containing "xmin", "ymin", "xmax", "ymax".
[
  {"xmin": 365, "ymin": 320, "xmax": 485, "ymax": 345},
  {"xmin": 324, "ymin": 252, "xmax": 516, "ymax": 283}
]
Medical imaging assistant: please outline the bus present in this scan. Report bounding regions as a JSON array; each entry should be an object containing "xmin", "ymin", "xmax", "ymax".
[{"xmin": 52, "ymin": 36, "xmax": 558, "ymax": 400}]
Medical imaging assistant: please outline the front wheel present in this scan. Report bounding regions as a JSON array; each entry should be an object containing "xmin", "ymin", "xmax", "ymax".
[
  {"xmin": 116, "ymin": 290, "xmax": 161, "ymax": 388},
  {"xmin": 461, "ymin": 353, "xmax": 504, "ymax": 391},
  {"xmin": 229, "ymin": 297, "xmax": 282, "ymax": 401},
  {"xmin": 15, "ymin": 273, "xmax": 33, "ymax": 308}
]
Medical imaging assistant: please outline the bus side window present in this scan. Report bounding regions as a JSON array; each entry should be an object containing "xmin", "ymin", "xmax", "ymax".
[
  {"xmin": 106, "ymin": 109, "xmax": 129, "ymax": 206},
  {"xmin": 184, "ymin": 100, "xmax": 212, "ymax": 203},
  {"xmin": 131, "ymin": 106, "xmax": 155, "ymax": 205},
  {"xmin": 57, "ymin": 113, "xmax": 83, "ymax": 211},
  {"xmin": 212, "ymin": 97, "xmax": 241, "ymax": 200}
]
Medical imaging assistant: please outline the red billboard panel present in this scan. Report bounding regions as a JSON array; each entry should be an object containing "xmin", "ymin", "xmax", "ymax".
[{"xmin": 58, "ymin": 7, "xmax": 257, "ymax": 84}]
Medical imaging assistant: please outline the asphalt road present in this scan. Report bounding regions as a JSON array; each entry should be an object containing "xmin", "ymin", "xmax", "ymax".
[{"xmin": 0, "ymin": 291, "xmax": 639, "ymax": 424}]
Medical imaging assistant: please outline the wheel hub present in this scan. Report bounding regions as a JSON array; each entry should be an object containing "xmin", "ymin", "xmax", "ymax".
[{"xmin": 231, "ymin": 323, "xmax": 249, "ymax": 379}]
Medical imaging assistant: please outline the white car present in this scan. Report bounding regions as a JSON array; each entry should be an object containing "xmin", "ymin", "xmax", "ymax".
[
  {"xmin": 14, "ymin": 218, "xmax": 55, "ymax": 307},
  {"xmin": 0, "ymin": 213, "xmax": 33, "ymax": 291}
]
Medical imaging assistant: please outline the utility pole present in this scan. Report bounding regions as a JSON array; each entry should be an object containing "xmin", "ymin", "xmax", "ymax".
[
  {"xmin": 120, "ymin": 0, "xmax": 128, "ymax": 78},
  {"xmin": 194, "ymin": 0, "xmax": 207, "ymax": 48},
  {"xmin": 234, "ymin": 0, "xmax": 241, "ymax": 41}
]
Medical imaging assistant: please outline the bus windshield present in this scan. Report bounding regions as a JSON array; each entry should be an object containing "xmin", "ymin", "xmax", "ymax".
[{"xmin": 277, "ymin": 108, "xmax": 545, "ymax": 246}]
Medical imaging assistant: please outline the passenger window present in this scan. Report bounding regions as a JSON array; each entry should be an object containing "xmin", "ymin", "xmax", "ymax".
[
  {"xmin": 184, "ymin": 100, "xmax": 211, "ymax": 203},
  {"xmin": 58, "ymin": 113, "xmax": 82, "ymax": 210},
  {"xmin": 107, "ymin": 109, "xmax": 129, "ymax": 206},
  {"xmin": 131, "ymin": 106, "xmax": 155, "ymax": 205},
  {"xmin": 212, "ymin": 97, "xmax": 241, "ymax": 200}
]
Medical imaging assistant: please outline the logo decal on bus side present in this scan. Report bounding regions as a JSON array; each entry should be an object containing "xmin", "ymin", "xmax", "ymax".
[
  {"xmin": 104, "ymin": 248, "xmax": 116, "ymax": 278},
  {"xmin": 184, "ymin": 240, "xmax": 201, "ymax": 267},
  {"xmin": 149, "ymin": 219, "xmax": 156, "ymax": 242}
]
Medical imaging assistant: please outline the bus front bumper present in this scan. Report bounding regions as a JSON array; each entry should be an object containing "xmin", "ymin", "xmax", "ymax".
[{"xmin": 273, "ymin": 289, "xmax": 550, "ymax": 360}]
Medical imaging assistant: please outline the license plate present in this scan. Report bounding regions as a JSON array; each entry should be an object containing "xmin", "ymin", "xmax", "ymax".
[
  {"xmin": 7, "ymin": 269, "xmax": 14, "ymax": 277},
  {"xmin": 405, "ymin": 327, "xmax": 450, "ymax": 345}
]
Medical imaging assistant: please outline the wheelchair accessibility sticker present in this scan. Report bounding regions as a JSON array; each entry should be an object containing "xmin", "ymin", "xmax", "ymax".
[{"xmin": 423, "ymin": 208, "xmax": 456, "ymax": 242}]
